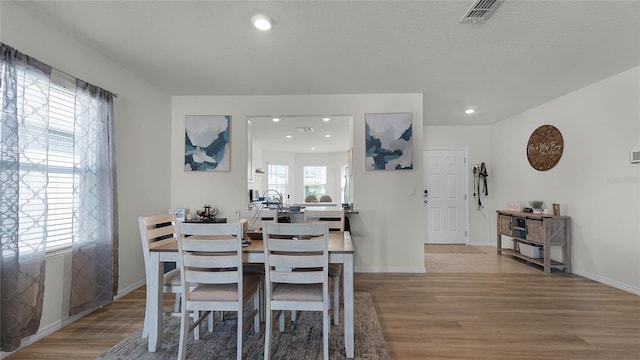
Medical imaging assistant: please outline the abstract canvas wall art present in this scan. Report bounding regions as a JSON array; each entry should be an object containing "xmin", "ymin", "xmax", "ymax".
[
  {"xmin": 365, "ymin": 113, "xmax": 413, "ymax": 170},
  {"xmin": 185, "ymin": 115, "xmax": 231, "ymax": 171}
]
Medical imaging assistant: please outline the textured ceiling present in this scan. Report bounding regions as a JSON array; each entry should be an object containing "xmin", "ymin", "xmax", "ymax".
[
  {"xmin": 250, "ymin": 115, "xmax": 352, "ymax": 153},
  {"xmin": 11, "ymin": 0, "xmax": 640, "ymax": 130}
]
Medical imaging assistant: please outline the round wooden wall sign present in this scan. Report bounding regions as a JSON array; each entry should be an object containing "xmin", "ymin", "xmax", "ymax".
[{"xmin": 527, "ymin": 125, "xmax": 563, "ymax": 171}]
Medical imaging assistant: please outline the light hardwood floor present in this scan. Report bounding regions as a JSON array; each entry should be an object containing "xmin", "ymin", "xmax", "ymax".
[{"xmin": 7, "ymin": 246, "xmax": 640, "ymax": 359}]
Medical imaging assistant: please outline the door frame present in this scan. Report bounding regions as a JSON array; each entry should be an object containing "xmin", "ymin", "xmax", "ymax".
[{"xmin": 423, "ymin": 147, "xmax": 470, "ymax": 245}]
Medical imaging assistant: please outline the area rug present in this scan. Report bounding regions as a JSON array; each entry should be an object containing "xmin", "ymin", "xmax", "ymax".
[
  {"xmin": 96, "ymin": 292, "xmax": 388, "ymax": 360},
  {"xmin": 424, "ymin": 244, "xmax": 487, "ymax": 254}
]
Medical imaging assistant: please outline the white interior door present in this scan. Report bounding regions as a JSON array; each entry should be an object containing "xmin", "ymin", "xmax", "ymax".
[{"xmin": 423, "ymin": 150, "xmax": 467, "ymax": 244}]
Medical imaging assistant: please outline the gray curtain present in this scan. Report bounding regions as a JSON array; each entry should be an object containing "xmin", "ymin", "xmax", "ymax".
[
  {"xmin": 1, "ymin": 43, "xmax": 119, "ymax": 350},
  {"xmin": 69, "ymin": 80, "xmax": 119, "ymax": 315},
  {"xmin": 0, "ymin": 44, "xmax": 51, "ymax": 352}
]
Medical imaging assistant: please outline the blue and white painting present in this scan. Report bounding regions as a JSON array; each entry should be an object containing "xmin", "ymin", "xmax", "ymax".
[
  {"xmin": 365, "ymin": 113, "xmax": 413, "ymax": 170},
  {"xmin": 185, "ymin": 115, "xmax": 231, "ymax": 171}
]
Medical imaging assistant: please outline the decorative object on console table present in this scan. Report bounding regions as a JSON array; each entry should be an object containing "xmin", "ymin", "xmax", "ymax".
[
  {"xmin": 553, "ymin": 203, "xmax": 561, "ymax": 216},
  {"xmin": 507, "ymin": 202, "xmax": 521, "ymax": 211},
  {"xmin": 529, "ymin": 200, "xmax": 544, "ymax": 214},
  {"xmin": 364, "ymin": 112, "xmax": 413, "ymax": 170},
  {"xmin": 184, "ymin": 115, "xmax": 231, "ymax": 172}
]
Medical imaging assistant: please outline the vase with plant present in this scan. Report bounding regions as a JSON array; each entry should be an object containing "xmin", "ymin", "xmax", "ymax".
[{"xmin": 529, "ymin": 200, "xmax": 544, "ymax": 214}]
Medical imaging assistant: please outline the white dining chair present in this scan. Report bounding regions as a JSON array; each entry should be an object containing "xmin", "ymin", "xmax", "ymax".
[
  {"xmin": 304, "ymin": 209, "xmax": 344, "ymax": 232},
  {"xmin": 176, "ymin": 222, "xmax": 261, "ymax": 360},
  {"xmin": 239, "ymin": 208, "xmax": 278, "ymax": 232},
  {"xmin": 262, "ymin": 223, "xmax": 330, "ymax": 360},
  {"xmin": 304, "ymin": 194, "xmax": 319, "ymax": 203},
  {"xmin": 304, "ymin": 209, "xmax": 345, "ymax": 325},
  {"xmin": 238, "ymin": 208, "xmax": 275, "ymax": 288},
  {"xmin": 138, "ymin": 213, "xmax": 183, "ymax": 338}
]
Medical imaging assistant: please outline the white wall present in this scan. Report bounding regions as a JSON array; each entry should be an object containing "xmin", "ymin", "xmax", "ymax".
[
  {"xmin": 491, "ymin": 66, "xmax": 640, "ymax": 294},
  {"xmin": 423, "ymin": 126, "xmax": 493, "ymax": 245},
  {"xmin": 171, "ymin": 94, "xmax": 425, "ymax": 272},
  {"xmin": 1, "ymin": 1, "xmax": 172, "ymax": 347}
]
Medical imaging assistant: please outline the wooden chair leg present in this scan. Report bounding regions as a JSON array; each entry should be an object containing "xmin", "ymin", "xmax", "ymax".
[
  {"xmin": 174, "ymin": 293, "xmax": 181, "ymax": 313},
  {"xmin": 333, "ymin": 275, "xmax": 340, "ymax": 325},
  {"xmin": 323, "ymin": 308, "xmax": 330, "ymax": 360},
  {"xmin": 236, "ymin": 307, "xmax": 242, "ymax": 360},
  {"xmin": 279, "ymin": 311, "xmax": 285, "ymax": 332},
  {"xmin": 193, "ymin": 311, "xmax": 201, "ymax": 340},
  {"xmin": 264, "ymin": 307, "xmax": 272, "ymax": 360},
  {"xmin": 178, "ymin": 309, "xmax": 189, "ymax": 360},
  {"xmin": 253, "ymin": 290, "xmax": 260, "ymax": 333}
]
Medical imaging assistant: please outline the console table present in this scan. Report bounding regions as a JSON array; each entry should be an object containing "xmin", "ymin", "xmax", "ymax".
[{"xmin": 496, "ymin": 210, "xmax": 571, "ymax": 273}]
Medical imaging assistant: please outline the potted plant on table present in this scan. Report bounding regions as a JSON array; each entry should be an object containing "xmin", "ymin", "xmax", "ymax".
[{"xmin": 529, "ymin": 200, "xmax": 544, "ymax": 214}]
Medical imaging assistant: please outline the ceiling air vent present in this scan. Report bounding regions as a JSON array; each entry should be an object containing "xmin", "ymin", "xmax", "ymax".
[
  {"xmin": 460, "ymin": 0, "xmax": 504, "ymax": 24},
  {"xmin": 296, "ymin": 127, "xmax": 314, "ymax": 133}
]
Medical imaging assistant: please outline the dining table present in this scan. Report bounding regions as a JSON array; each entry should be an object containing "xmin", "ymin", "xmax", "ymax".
[{"xmin": 145, "ymin": 230, "xmax": 355, "ymax": 358}]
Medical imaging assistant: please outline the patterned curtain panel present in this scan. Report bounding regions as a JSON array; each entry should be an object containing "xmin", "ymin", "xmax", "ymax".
[
  {"xmin": 0, "ymin": 45, "xmax": 51, "ymax": 352},
  {"xmin": 69, "ymin": 80, "xmax": 119, "ymax": 315}
]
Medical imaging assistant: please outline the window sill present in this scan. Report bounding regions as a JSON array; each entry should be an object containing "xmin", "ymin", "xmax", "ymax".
[{"xmin": 46, "ymin": 246, "xmax": 72, "ymax": 258}]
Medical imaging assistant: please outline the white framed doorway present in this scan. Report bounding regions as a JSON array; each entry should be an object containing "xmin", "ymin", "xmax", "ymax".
[{"xmin": 423, "ymin": 149, "xmax": 468, "ymax": 244}]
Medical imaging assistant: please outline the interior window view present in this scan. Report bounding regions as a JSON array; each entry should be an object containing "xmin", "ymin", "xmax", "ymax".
[{"xmin": 2, "ymin": 1, "xmax": 639, "ymax": 360}]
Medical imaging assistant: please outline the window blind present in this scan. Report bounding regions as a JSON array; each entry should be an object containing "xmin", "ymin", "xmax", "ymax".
[
  {"xmin": 45, "ymin": 79, "xmax": 76, "ymax": 251},
  {"xmin": 1, "ymin": 65, "xmax": 78, "ymax": 253}
]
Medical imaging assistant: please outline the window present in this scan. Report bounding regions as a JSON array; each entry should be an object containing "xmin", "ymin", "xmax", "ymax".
[
  {"xmin": 341, "ymin": 165, "xmax": 349, "ymax": 203},
  {"xmin": 2, "ymin": 67, "xmax": 78, "ymax": 253},
  {"xmin": 44, "ymin": 79, "xmax": 77, "ymax": 252},
  {"xmin": 303, "ymin": 166, "xmax": 326, "ymax": 197},
  {"xmin": 267, "ymin": 163, "xmax": 288, "ymax": 197}
]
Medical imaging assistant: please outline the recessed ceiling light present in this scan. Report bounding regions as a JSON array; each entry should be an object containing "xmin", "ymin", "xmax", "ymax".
[
  {"xmin": 465, "ymin": 108, "xmax": 475, "ymax": 114},
  {"xmin": 324, "ymin": 134, "xmax": 332, "ymax": 138},
  {"xmin": 311, "ymin": 147, "xmax": 316, "ymax": 150},
  {"xmin": 272, "ymin": 117, "xmax": 281, "ymax": 122},
  {"xmin": 251, "ymin": 15, "xmax": 272, "ymax": 31},
  {"xmin": 285, "ymin": 135, "xmax": 292, "ymax": 139},
  {"xmin": 322, "ymin": 117, "xmax": 331, "ymax": 122}
]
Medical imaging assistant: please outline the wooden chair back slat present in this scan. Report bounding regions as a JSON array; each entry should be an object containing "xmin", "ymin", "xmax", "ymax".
[{"xmin": 304, "ymin": 209, "xmax": 345, "ymax": 232}]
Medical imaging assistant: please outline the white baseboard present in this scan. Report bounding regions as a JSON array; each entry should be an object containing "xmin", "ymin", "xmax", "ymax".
[
  {"xmin": 115, "ymin": 279, "xmax": 145, "ymax": 300},
  {"xmin": 1, "ymin": 307, "xmax": 94, "ymax": 358},
  {"xmin": 572, "ymin": 269, "xmax": 640, "ymax": 295},
  {"xmin": 1, "ymin": 280, "xmax": 146, "ymax": 358}
]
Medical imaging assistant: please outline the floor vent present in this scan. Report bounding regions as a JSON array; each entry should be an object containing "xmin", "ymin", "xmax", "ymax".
[{"xmin": 460, "ymin": 0, "xmax": 504, "ymax": 24}]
